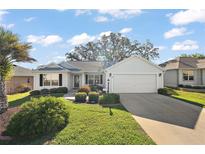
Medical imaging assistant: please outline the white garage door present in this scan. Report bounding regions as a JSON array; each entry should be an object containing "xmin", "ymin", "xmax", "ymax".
[{"xmin": 112, "ymin": 74, "xmax": 157, "ymax": 93}]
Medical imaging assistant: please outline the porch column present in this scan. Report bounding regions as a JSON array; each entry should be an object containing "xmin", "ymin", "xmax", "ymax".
[{"xmin": 82, "ymin": 73, "xmax": 85, "ymax": 86}]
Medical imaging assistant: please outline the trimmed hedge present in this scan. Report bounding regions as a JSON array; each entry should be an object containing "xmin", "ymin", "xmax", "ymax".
[
  {"xmin": 30, "ymin": 87, "xmax": 68, "ymax": 96},
  {"xmin": 158, "ymin": 87, "xmax": 177, "ymax": 96},
  {"xmin": 30, "ymin": 90, "xmax": 41, "ymax": 96},
  {"xmin": 178, "ymin": 84, "xmax": 205, "ymax": 89},
  {"xmin": 40, "ymin": 88, "xmax": 50, "ymax": 95},
  {"xmin": 5, "ymin": 97, "xmax": 70, "ymax": 138},
  {"xmin": 88, "ymin": 92, "xmax": 99, "ymax": 103},
  {"xmin": 50, "ymin": 87, "xmax": 68, "ymax": 93},
  {"xmin": 99, "ymin": 93, "xmax": 120, "ymax": 104},
  {"xmin": 75, "ymin": 92, "xmax": 87, "ymax": 103}
]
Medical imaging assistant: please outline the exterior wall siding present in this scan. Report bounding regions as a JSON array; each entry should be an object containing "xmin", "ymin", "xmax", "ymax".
[
  {"xmin": 202, "ymin": 69, "xmax": 205, "ymax": 85},
  {"xmin": 6, "ymin": 76, "xmax": 33, "ymax": 94},
  {"xmin": 105, "ymin": 57, "xmax": 164, "ymax": 93},
  {"xmin": 33, "ymin": 72, "xmax": 70, "ymax": 90},
  {"xmin": 164, "ymin": 70, "xmax": 178, "ymax": 87},
  {"xmin": 178, "ymin": 69, "xmax": 202, "ymax": 85}
]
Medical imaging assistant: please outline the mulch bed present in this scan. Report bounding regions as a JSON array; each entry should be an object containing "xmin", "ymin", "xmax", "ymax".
[{"xmin": 0, "ymin": 107, "xmax": 20, "ymax": 141}]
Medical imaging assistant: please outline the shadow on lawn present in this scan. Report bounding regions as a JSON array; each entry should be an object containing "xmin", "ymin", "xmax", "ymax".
[{"xmin": 9, "ymin": 93, "xmax": 65, "ymax": 108}]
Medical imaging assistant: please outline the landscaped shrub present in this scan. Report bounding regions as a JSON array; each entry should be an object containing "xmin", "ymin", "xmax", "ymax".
[
  {"xmin": 50, "ymin": 87, "xmax": 68, "ymax": 94},
  {"xmin": 178, "ymin": 84, "xmax": 205, "ymax": 89},
  {"xmin": 30, "ymin": 90, "xmax": 41, "ymax": 96},
  {"xmin": 16, "ymin": 84, "xmax": 31, "ymax": 93},
  {"xmin": 99, "ymin": 93, "xmax": 120, "ymax": 104},
  {"xmin": 5, "ymin": 97, "xmax": 70, "ymax": 138},
  {"xmin": 88, "ymin": 92, "xmax": 99, "ymax": 103},
  {"xmin": 158, "ymin": 87, "xmax": 176, "ymax": 96},
  {"xmin": 90, "ymin": 85, "xmax": 103, "ymax": 92},
  {"xmin": 40, "ymin": 88, "xmax": 50, "ymax": 95},
  {"xmin": 78, "ymin": 85, "xmax": 91, "ymax": 94},
  {"xmin": 75, "ymin": 92, "xmax": 87, "ymax": 103}
]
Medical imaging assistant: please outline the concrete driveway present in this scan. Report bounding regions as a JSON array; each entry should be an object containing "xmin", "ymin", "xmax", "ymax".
[{"xmin": 120, "ymin": 93, "xmax": 205, "ymax": 144}]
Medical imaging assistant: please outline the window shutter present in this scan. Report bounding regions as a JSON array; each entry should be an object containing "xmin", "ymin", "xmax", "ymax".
[
  {"xmin": 85, "ymin": 74, "xmax": 88, "ymax": 84},
  {"xmin": 59, "ymin": 74, "xmax": 62, "ymax": 86},
  {"xmin": 40, "ymin": 74, "xmax": 43, "ymax": 86},
  {"xmin": 100, "ymin": 75, "xmax": 103, "ymax": 84}
]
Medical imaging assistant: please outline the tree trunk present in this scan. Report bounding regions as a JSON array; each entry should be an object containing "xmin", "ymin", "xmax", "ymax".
[{"xmin": 0, "ymin": 79, "xmax": 8, "ymax": 114}]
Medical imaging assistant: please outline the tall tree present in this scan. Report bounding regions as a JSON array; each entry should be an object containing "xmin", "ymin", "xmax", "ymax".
[
  {"xmin": 180, "ymin": 53, "xmax": 205, "ymax": 59},
  {"xmin": 66, "ymin": 33, "xmax": 159, "ymax": 64},
  {"xmin": 0, "ymin": 27, "xmax": 36, "ymax": 113}
]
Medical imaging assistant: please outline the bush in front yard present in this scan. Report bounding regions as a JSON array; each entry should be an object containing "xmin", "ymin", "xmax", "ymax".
[
  {"xmin": 75, "ymin": 92, "xmax": 87, "ymax": 103},
  {"xmin": 5, "ymin": 97, "xmax": 70, "ymax": 138},
  {"xmin": 30, "ymin": 90, "xmax": 41, "ymax": 96},
  {"xmin": 40, "ymin": 88, "xmax": 50, "ymax": 95},
  {"xmin": 78, "ymin": 85, "xmax": 91, "ymax": 94},
  {"xmin": 90, "ymin": 85, "xmax": 103, "ymax": 92},
  {"xmin": 88, "ymin": 92, "xmax": 99, "ymax": 103},
  {"xmin": 50, "ymin": 87, "xmax": 68, "ymax": 94},
  {"xmin": 158, "ymin": 87, "xmax": 177, "ymax": 96},
  {"xmin": 99, "ymin": 93, "xmax": 120, "ymax": 104}
]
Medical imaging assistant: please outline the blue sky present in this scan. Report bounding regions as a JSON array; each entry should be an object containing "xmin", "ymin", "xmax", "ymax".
[{"xmin": 0, "ymin": 9, "xmax": 205, "ymax": 69}]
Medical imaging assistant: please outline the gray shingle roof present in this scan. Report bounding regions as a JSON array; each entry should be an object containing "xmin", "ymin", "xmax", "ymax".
[
  {"xmin": 160, "ymin": 57, "xmax": 205, "ymax": 70},
  {"xmin": 35, "ymin": 61, "xmax": 104, "ymax": 72}
]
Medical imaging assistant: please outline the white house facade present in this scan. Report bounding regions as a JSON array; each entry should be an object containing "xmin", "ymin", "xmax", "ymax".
[{"xmin": 33, "ymin": 56, "xmax": 164, "ymax": 93}]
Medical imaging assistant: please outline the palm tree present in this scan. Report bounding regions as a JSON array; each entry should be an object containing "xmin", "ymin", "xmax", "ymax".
[{"xmin": 0, "ymin": 27, "xmax": 36, "ymax": 113}]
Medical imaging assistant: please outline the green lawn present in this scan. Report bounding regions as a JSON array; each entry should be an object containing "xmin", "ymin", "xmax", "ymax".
[
  {"xmin": 3, "ymin": 92, "xmax": 154, "ymax": 145},
  {"xmin": 171, "ymin": 89, "xmax": 205, "ymax": 107}
]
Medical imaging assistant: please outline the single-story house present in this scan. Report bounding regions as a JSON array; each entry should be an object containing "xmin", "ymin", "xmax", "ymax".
[
  {"xmin": 33, "ymin": 61, "xmax": 106, "ymax": 90},
  {"xmin": 160, "ymin": 57, "xmax": 205, "ymax": 87},
  {"xmin": 6, "ymin": 65, "xmax": 34, "ymax": 94},
  {"xmin": 33, "ymin": 56, "xmax": 164, "ymax": 93}
]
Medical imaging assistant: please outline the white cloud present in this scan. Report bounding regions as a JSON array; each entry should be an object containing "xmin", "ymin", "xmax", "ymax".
[
  {"xmin": 67, "ymin": 33, "xmax": 96, "ymax": 45},
  {"xmin": 95, "ymin": 16, "xmax": 109, "ymax": 23},
  {"xmin": 27, "ymin": 35, "xmax": 63, "ymax": 46},
  {"xmin": 172, "ymin": 40, "xmax": 199, "ymax": 51},
  {"xmin": 24, "ymin": 17, "xmax": 36, "ymax": 22},
  {"xmin": 99, "ymin": 31, "xmax": 112, "ymax": 37},
  {"xmin": 0, "ymin": 23, "xmax": 15, "ymax": 29},
  {"xmin": 98, "ymin": 9, "xmax": 142, "ymax": 19},
  {"xmin": 0, "ymin": 10, "xmax": 8, "ymax": 21},
  {"xmin": 164, "ymin": 27, "xmax": 192, "ymax": 39},
  {"xmin": 119, "ymin": 27, "xmax": 133, "ymax": 34},
  {"xmin": 75, "ymin": 10, "xmax": 92, "ymax": 16},
  {"xmin": 170, "ymin": 10, "xmax": 205, "ymax": 25}
]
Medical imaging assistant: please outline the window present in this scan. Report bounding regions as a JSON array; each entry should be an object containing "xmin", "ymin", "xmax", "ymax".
[
  {"xmin": 43, "ymin": 74, "xmax": 59, "ymax": 86},
  {"xmin": 87, "ymin": 74, "xmax": 103, "ymax": 85},
  {"xmin": 183, "ymin": 70, "xmax": 194, "ymax": 81}
]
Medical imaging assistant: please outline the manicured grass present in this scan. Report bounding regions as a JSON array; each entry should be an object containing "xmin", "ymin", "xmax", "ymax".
[
  {"xmin": 51, "ymin": 102, "xmax": 154, "ymax": 145},
  {"xmin": 171, "ymin": 89, "xmax": 205, "ymax": 107},
  {"xmin": 4, "ymin": 92, "xmax": 154, "ymax": 145},
  {"xmin": 8, "ymin": 92, "xmax": 30, "ymax": 107}
]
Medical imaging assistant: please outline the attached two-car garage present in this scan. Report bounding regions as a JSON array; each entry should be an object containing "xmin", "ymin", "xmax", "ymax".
[{"xmin": 105, "ymin": 56, "xmax": 164, "ymax": 93}]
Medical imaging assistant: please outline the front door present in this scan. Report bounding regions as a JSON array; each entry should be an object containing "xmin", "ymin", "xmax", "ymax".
[{"xmin": 74, "ymin": 75, "xmax": 80, "ymax": 88}]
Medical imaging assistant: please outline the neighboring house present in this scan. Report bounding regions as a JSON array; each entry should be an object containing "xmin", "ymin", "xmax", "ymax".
[
  {"xmin": 160, "ymin": 57, "xmax": 205, "ymax": 87},
  {"xmin": 33, "ymin": 56, "xmax": 164, "ymax": 93},
  {"xmin": 5, "ymin": 65, "xmax": 34, "ymax": 94}
]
